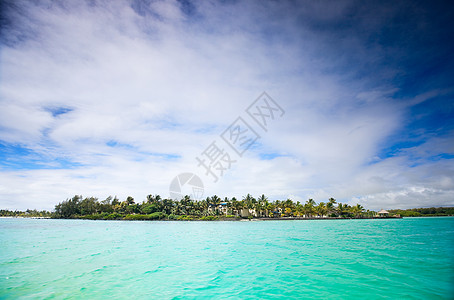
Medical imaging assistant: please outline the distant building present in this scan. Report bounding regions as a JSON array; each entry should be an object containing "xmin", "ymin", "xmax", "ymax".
[
  {"xmin": 239, "ymin": 208, "xmax": 250, "ymax": 218},
  {"xmin": 238, "ymin": 208, "xmax": 261, "ymax": 218},
  {"xmin": 219, "ymin": 202, "xmax": 228, "ymax": 215},
  {"xmin": 377, "ymin": 209, "xmax": 389, "ymax": 217},
  {"xmin": 208, "ymin": 202, "xmax": 229, "ymax": 215}
]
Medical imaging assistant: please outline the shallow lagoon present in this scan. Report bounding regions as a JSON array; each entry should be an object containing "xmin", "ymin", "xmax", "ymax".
[{"xmin": 1, "ymin": 217, "xmax": 453, "ymax": 299}]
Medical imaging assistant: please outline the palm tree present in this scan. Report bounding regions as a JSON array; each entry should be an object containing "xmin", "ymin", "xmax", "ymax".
[
  {"xmin": 315, "ymin": 202, "xmax": 327, "ymax": 217},
  {"xmin": 276, "ymin": 200, "xmax": 286, "ymax": 216},
  {"xmin": 295, "ymin": 201, "xmax": 303, "ymax": 217},
  {"xmin": 223, "ymin": 197, "xmax": 233, "ymax": 215},
  {"xmin": 173, "ymin": 200, "xmax": 183, "ymax": 215},
  {"xmin": 304, "ymin": 199, "xmax": 316, "ymax": 217},
  {"xmin": 111, "ymin": 196, "xmax": 120, "ymax": 206},
  {"xmin": 267, "ymin": 202, "xmax": 276, "ymax": 217},
  {"xmin": 274, "ymin": 200, "xmax": 281, "ymax": 216},
  {"xmin": 209, "ymin": 195, "xmax": 221, "ymax": 214},
  {"xmin": 146, "ymin": 194, "xmax": 157, "ymax": 204},
  {"xmin": 192, "ymin": 201, "xmax": 202, "ymax": 216},
  {"xmin": 180, "ymin": 195, "xmax": 193, "ymax": 215},
  {"xmin": 231, "ymin": 197, "xmax": 242, "ymax": 216},
  {"xmin": 283, "ymin": 198, "xmax": 294, "ymax": 217},
  {"xmin": 337, "ymin": 203, "xmax": 347, "ymax": 218},
  {"xmin": 327, "ymin": 198, "xmax": 337, "ymax": 217},
  {"xmin": 126, "ymin": 196, "xmax": 135, "ymax": 205},
  {"xmin": 351, "ymin": 204, "xmax": 364, "ymax": 218},
  {"xmin": 211, "ymin": 195, "xmax": 221, "ymax": 206},
  {"xmin": 258, "ymin": 194, "xmax": 268, "ymax": 202},
  {"xmin": 161, "ymin": 198, "xmax": 173, "ymax": 215},
  {"xmin": 256, "ymin": 194, "xmax": 268, "ymax": 217},
  {"xmin": 200, "ymin": 198, "xmax": 209, "ymax": 216},
  {"xmin": 365, "ymin": 209, "xmax": 375, "ymax": 218},
  {"xmin": 242, "ymin": 194, "xmax": 255, "ymax": 208}
]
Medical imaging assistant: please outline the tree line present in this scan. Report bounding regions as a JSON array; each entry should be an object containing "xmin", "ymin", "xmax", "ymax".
[
  {"xmin": 2, "ymin": 194, "xmax": 451, "ymax": 220},
  {"xmin": 389, "ymin": 207, "xmax": 454, "ymax": 217},
  {"xmin": 0, "ymin": 209, "xmax": 53, "ymax": 218},
  {"xmin": 50, "ymin": 194, "xmax": 375, "ymax": 220}
]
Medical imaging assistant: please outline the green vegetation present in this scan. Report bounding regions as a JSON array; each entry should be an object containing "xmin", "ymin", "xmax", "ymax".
[
  {"xmin": 123, "ymin": 212, "xmax": 166, "ymax": 220},
  {"xmin": 0, "ymin": 209, "xmax": 52, "ymax": 218},
  {"xmin": 2, "ymin": 194, "xmax": 452, "ymax": 220},
  {"xmin": 389, "ymin": 207, "xmax": 454, "ymax": 217},
  {"xmin": 49, "ymin": 194, "xmax": 376, "ymax": 220}
]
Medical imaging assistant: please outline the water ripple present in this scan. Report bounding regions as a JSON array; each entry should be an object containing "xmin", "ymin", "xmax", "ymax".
[{"xmin": 0, "ymin": 218, "xmax": 453, "ymax": 299}]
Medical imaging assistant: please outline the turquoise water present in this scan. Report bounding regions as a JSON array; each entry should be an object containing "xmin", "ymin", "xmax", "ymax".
[{"xmin": 1, "ymin": 218, "xmax": 453, "ymax": 299}]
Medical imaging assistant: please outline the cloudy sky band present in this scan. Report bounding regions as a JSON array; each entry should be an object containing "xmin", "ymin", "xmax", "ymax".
[{"xmin": 0, "ymin": 0, "xmax": 453, "ymax": 210}]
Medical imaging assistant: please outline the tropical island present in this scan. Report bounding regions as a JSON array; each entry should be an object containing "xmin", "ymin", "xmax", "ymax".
[{"xmin": 1, "ymin": 194, "xmax": 453, "ymax": 220}]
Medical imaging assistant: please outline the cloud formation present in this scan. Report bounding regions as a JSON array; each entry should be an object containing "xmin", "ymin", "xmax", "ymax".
[{"xmin": 1, "ymin": 0, "xmax": 453, "ymax": 210}]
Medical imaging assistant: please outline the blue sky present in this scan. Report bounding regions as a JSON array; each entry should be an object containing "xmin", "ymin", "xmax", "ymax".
[{"xmin": 0, "ymin": 0, "xmax": 453, "ymax": 210}]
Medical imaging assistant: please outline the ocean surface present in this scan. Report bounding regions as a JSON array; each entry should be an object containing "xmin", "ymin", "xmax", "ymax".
[{"xmin": 1, "ymin": 217, "xmax": 453, "ymax": 299}]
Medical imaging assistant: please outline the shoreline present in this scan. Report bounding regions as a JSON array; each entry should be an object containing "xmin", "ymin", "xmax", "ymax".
[
  {"xmin": 1, "ymin": 216, "xmax": 406, "ymax": 221},
  {"xmin": 5, "ymin": 215, "xmax": 454, "ymax": 222}
]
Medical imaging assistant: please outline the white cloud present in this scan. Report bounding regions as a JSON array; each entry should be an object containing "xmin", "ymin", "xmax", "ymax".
[{"xmin": 0, "ymin": 0, "xmax": 453, "ymax": 211}]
